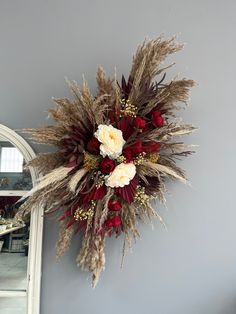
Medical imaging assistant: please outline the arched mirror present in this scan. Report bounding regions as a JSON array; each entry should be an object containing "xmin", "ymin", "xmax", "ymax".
[{"xmin": 0, "ymin": 124, "xmax": 43, "ymax": 314}]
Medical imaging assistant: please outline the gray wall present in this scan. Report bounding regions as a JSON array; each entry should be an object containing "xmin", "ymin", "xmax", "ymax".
[{"xmin": 1, "ymin": 1, "xmax": 236, "ymax": 313}]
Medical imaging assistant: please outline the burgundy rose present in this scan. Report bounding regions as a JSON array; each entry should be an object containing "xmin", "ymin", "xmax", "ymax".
[
  {"xmin": 152, "ymin": 111, "xmax": 164, "ymax": 127},
  {"xmin": 143, "ymin": 141, "xmax": 161, "ymax": 153},
  {"xmin": 105, "ymin": 218, "xmax": 114, "ymax": 229},
  {"xmin": 87, "ymin": 137, "xmax": 100, "ymax": 154},
  {"xmin": 133, "ymin": 116, "xmax": 146, "ymax": 130},
  {"xmin": 112, "ymin": 216, "xmax": 122, "ymax": 227},
  {"xmin": 93, "ymin": 185, "xmax": 107, "ymax": 200},
  {"xmin": 123, "ymin": 147, "xmax": 133, "ymax": 163},
  {"xmin": 105, "ymin": 216, "xmax": 122, "ymax": 228},
  {"xmin": 99, "ymin": 157, "xmax": 116, "ymax": 174},
  {"xmin": 132, "ymin": 139, "xmax": 143, "ymax": 155},
  {"xmin": 108, "ymin": 199, "xmax": 122, "ymax": 211},
  {"xmin": 81, "ymin": 185, "xmax": 107, "ymax": 204}
]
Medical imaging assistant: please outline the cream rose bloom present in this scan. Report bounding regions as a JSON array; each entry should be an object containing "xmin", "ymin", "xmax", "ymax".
[
  {"xmin": 105, "ymin": 163, "xmax": 136, "ymax": 188},
  {"xmin": 94, "ymin": 124, "xmax": 125, "ymax": 159}
]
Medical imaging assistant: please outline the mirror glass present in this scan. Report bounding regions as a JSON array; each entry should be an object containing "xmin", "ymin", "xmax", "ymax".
[
  {"xmin": 0, "ymin": 137, "xmax": 32, "ymax": 313},
  {"xmin": 0, "ymin": 297, "xmax": 26, "ymax": 314},
  {"xmin": 0, "ymin": 141, "xmax": 33, "ymax": 191}
]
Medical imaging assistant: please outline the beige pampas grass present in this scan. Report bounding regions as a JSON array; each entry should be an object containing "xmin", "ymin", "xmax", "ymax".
[
  {"xmin": 69, "ymin": 168, "xmax": 88, "ymax": 192},
  {"xmin": 28, "ymin": 166, "xmax": 73, "ymax": 197},
  {"xmin": 76, "ymin": 234, "xmax": 105, "ymax": 288},
  {"xmin": 56, "ymin": 222, "xmax": 75, "ymax": 258},
  {"xmin": 142, "ymin": 161, "xmax": 187, "ymax": 184}
]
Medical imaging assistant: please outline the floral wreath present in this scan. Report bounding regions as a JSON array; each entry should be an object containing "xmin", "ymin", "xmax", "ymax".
[{"xmin": 16, "ymin": 37, "xmax": 196, "ymax": 287}]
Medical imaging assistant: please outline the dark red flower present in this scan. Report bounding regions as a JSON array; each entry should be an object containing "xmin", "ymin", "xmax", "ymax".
[
  {"xmin": 152, "ymin": 111, "xmax": 164, "ymax": 127},
  {"xmin": 133, "ymin": 116, "xmax": 146, "ymax": 130},
  {"xmin": 87, "ymin": 137, "xmax": 100, "ymax": 154},
  {"xmin": 105, "ymin": 216, "xmax": 122, "ymax": 228},
  {"xmin": 108, "ymin": 111, "xmax": 115, "ymax": 123},
  {"xmin": 80, "ymin": 185, "xmax": 107, "ymax": 204},
  {"xmin": 99, "ymin": 157, "xmax": 116, "ymax": 174},
  {"xmin": 117, "ymin": 117, "xmax": 134, "ymax": 140},
  {"xmin": 143, "ymin": 141, "xmax": 161, "ymax": 153},
  {"xmin": 108, "ymin": 199, "xmax": 122, "ymax": 211},
  {"xmin": 105, "ymin": 218, "xmax": 114, "ymax": 229},
  {"xmin": 93, "ymin": 185, "xmax": 107, "ymax": 200},
  {"xmin": 123, "ymin": 147, "xmax": 133, "ymax": 163},
  {"xmin": 112, "ymin": 216, "xmax": 122, "ymax": 227},
  {"xmin": 116, "ymin": 175, "xmax": 139, "ymax": 203},
  {"xmin": 132, "ymin": 139, "xmax": 143, "ymax": 155},
  {"xmin": 142, "ymin": 122, "xmax": 152, "ymax": 133}
]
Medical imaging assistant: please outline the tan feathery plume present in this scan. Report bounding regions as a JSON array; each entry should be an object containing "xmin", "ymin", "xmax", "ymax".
[
  {"xmin": 27, "ymin": 152, "xmax": 65, "ymax": 175},
  {"xmin": 142, "ymin": 161, "xmax": 187, "ymax": 183},
  {"xmin": 26, "ymin": 125, "xmax": 66, "ymax": 145},
  {"xmin": 140, "ymin": 79, "xmax": 195, "ymax": 115},
  {"xmin": 129, "ymin": 37, "xmax": 183, "ymax": 107},
  {"xmin": 77, "ymin": 233, "xmax": 105, "ymax": 288},
  {"xmin": 56, "ymin": 222, "xmax": 75, "ymax": 258},
  {"xmin": 69, "ymin": 168, "xmax": 88, "ymax": 192},
  {"xmin": 28, "ymin": 166, "xmax": 73, "ymax": 196},
  {"xmin": 140, "ymin": 123, "xmax": 196, "ymax": 143},
  {"xmin": 130, "ymin": 37, "xmax": 183, "ymax": 85},
  {"xmin": 96, "ymin": 66, "xmax": 114, "ymax": 96}
]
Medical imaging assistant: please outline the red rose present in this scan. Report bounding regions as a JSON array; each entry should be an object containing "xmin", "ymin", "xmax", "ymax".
[
  {"xmin": 87, "ymin": 137, "xmax": 100, "ymax": 154},
  {"xmin": 108, "ymin": 200, "xmax": 122, "ymax": 211},
  {"xmin": 132, "ymin": 139, "xmax": 143, "ymax": 155},
  {"xmin": 133, "ymin": 116, "xmax": 146, "ymax": 130},
  {"xmin": 99, "ymin": 157, "xmax": 116, "ymax": 174},
  {"xmin": 105, "ymin": 218, "xmax": 114, "ymax": 229},
  {"xmin": 143, "ymin": 141, "xmax": 161, "ymax": 153},
  {"xmin": 123, "ymin": 147, "xmax": 133, "ymax": 163},
  {"xmin": 106, "ymin": 216, "xmax": 122, "ymax": 228},
  {"xmin": 112, "ymin": 216, "xmax": 122, "ymax": 227},
  {"xmin": 142, "ymin": 123, "xmax": 151, "ymax": 133},
  {"xmin": 152, "ymin": 111, "xmax": 164, "ymax": 127}
]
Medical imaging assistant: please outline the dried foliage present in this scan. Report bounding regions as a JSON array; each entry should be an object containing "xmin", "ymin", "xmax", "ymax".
[{"xmin": 14, "ymin": 36, "xmax": 196, "ymax": 287}]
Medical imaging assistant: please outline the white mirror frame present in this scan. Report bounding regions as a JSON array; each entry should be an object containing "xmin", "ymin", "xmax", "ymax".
[{"xmin": 0, "ymin": 124, "xmax": 43, "ymax": 314}]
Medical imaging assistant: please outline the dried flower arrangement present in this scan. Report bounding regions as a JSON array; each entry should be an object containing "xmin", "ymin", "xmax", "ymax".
[{"xmin": 15, "ymin": 36, "xmax": 196, "ymax": 287}]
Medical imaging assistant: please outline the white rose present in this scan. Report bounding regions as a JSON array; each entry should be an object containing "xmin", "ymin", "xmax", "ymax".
[
  {"xmin": 94, "ymin": 124, "xmax": 126, "ymax": 159},
  {"xmin": 105, "ymin": 163, "xmax": 136, "ymax": 188}
]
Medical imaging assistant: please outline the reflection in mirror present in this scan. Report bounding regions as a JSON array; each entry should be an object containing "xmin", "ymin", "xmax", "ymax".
[
  {"xmin": 0, "ymin": 196, "xmax": 28, "ymax": 291},
  {"xmin": 0, "ymin": 141, "xmax": 32, "ymax": 191},
  {"xmin": 0, "ymin": 138, "xmax": 32, "ymax": 314},
  {"xmin": 0, "ymin": 297, "xmax": 26, "ymax": 313},
  {"xmin": 0, "ymin": 125, "xmax": 42, "ymax": 314}
]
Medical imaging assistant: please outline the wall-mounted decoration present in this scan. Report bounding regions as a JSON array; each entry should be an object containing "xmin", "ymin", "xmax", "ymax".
[{"xmin": 15, "ymin": 37, "xmax": 196, "ymax": 287}]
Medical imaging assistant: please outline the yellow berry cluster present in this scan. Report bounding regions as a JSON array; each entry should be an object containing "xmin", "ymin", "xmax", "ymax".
[
  {"xmin": 83, "ymin": 151, "xmax": 100, "ymax": 171},
  {"xmin": 134, "ymin": 186, "xmax": 150, "ymax": 205},
  {"xmin": 95, "ymin": 173, "xmax": 106, "ymax": 188},
  {"xmin": 134, "ymin": 152, "xmax": 146, "ymax": 165},
  {"xmin": 74, "ymin": 201, "xmax": 96, "ymax": 221},
  {"xmin": 116, "ymin": 155, "xmax": 126, "ymax": 163},
  {"xmin": 147, "ymin": 152, "xmax": 160, "ymax": 163},
  {"xmin": 120, "ymin": 99, "xmax": 137, "ymax": 117}
]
